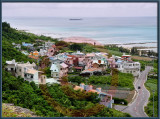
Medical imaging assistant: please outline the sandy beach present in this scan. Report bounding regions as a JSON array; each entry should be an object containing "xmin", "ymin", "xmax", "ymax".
[{"xmin": 63, "ymin": 36, "xmax": 103, "ymax": 46}]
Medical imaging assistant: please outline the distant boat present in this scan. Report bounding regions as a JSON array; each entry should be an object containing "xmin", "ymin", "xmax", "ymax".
[{"xmin": 69, "ymin": 18, "xmax": 82, "ymax": 20}]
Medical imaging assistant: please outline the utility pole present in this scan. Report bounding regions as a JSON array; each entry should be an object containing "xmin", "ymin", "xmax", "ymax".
[{"xmin": 153, "ymin": 90, "xmax": 155, "ymax": 117}]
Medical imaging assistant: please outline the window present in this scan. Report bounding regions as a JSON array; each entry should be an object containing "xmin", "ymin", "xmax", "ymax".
[
  {"xmin": 31, "ymin": 75, "xmax": 33, "ymax": 78},
  {"xmin": 19, "ymin": 69, "xmax": 21, "ymax": 72},
  {"xmin": 11, "ymin": 68, "xmax": 14, "ymax": 71},
  {"xmin": 56, "ymin": 74, "xmax": 58, "ymax": 76},
  {"xmin": 24, "ymin": 74, "xmax": 27, "ymax": 77}
]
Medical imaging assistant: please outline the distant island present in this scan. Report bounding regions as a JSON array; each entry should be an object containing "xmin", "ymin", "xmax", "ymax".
[{"xmin": 69, "ymin": 18, "xmax": 82, "ymax": 20}]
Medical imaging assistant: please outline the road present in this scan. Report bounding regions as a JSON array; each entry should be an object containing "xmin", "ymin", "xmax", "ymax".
[{"xmin": 114, "ymin": 66, "xmax": 152, "ymax": 117}]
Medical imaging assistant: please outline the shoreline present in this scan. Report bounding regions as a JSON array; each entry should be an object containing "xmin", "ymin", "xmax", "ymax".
[{"xmin": 17, "ymin": 28, "xmax": 157, "ymax": 52}]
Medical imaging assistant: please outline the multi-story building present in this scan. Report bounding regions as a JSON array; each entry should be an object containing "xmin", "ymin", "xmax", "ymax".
[
  {"xmin": 50, "ymin": 62, "xmax": 68, "ymax": 80},
  {"xmin": 115, "ymin": 54, "xmax": 141, "ymax": 77}
]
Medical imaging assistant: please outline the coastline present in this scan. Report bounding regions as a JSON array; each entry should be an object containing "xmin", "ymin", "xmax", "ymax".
[{"xmin": 17, "ymin": 28, "xmax": 157, "ymax": 53}]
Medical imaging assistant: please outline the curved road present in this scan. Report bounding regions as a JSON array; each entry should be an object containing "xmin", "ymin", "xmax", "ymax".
[{"xmin": 114, "ymin": 66, "xmax": 152, "ymax": 117}]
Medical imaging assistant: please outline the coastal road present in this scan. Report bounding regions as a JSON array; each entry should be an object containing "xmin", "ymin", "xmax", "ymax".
[{"xmin": 114, "ymin": 66, "xmax": 152, "ymax": 117}]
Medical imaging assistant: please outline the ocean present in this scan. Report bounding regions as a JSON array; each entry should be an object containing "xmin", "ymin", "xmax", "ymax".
[{"xmin": 2, "ymin": 16, "xmax": 157, "ymax": 47}]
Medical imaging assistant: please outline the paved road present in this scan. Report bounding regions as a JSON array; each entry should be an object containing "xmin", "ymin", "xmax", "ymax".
[{"xmin": 114, "ymin": 66, "xmax": 152, "ymax": 117}]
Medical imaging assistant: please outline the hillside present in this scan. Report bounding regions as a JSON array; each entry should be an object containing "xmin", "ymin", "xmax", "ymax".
[
  {"xmin": 2, "ymin": 22, "xmax": 131, "ymax": 117},
  {"xmin": 2, "ymin": 103, "xmax": 38, "ymax": 117}
]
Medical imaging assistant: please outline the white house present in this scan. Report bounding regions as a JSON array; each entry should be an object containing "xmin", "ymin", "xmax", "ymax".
[
  {"xmin": 24, "ymin": 68, "xmax": 45, "ymax": 84},
  {"xmin": 15, "ymin": 61, "xmax": 36, "ymax": 78},
  {"xmin": 50, "ymin": 62, "xmax": 68, "ymax": 80},
  {"xmin": 115, "ymin": 54, "xmax": 141, "ymax": 77},
  {"xmin": 5, "ymin": 59, "xmax": 17, "ymax": 74}
]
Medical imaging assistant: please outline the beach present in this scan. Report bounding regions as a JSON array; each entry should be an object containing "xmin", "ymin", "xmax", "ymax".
[{"xmin": 63, "ymin": 36, "xmax": 102, "ymax": 46}]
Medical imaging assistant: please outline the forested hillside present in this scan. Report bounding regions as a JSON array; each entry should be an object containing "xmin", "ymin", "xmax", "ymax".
[{"xmin": 2, "ymin": 22, "xmax": 131, "ymax": 117}]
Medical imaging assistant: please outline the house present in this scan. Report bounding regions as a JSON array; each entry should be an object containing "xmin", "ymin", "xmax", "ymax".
[
  {"xmin": 39, "ymin": 49, "xmax": 47, "ymax": 56},
  {"xmin": 66, "ymin": 55, "xmax": 79, "ymax": 66},
  {"xmin": 28, "ymin": 51, "xmax": 39, "ymax": 60},
  {"xmin": 6, "ymin": 60, "xmax": 46, "ymax": 84},
  {"xmin": 86, "ymin": 53, "xmax": 96, "ymax": 60},
  {"xmin": 107, "ymin": 56, "xmax": 116, "ymax": 68},
  {"xmin": 50, "ymin": 63, "xmax": 59, "ymax": 80},
  {"xmin": 84, "ymin": 57, "xmax": 93, "ymax": 70},
  {"xmin": 45, "ymin": 78, "xmax": 60, "ymax": 84},
  {"xmin": 15, "ymin": 44, "xmax": 21, "ymax": 49},
  {"xmin": 50, "ymin": 62, "xmax": 68, "ymax": 80},
  {"xmin": 80, "ymin": 68, "xmax": 103, "ymax": 77},
  {"xmin": 50, "ymin": 58, "xmax": 64, "ymax": 66},
  {"xmin": 115, "ymin": 53, "xmax": 141, "ymax": 77},
  {"xmin": 54, "ymin": 53, "xmax": 68, "ymax": 61},
  {"xmin": 15, "ymin": 61, "xmax": 36, "ymax": 78},
  {"xmin": 5, "ymin": 59, "xmax": 17, "ymax": 75},
  {"xmin": 12, "ymin": 43, "xmax": 21, "ymax": 49},
  {"xmin": 24, "ymin": 68, "xmax": 46, "ymax": 84},
  {"xmin": 74, "ymin": 83, "xmax": 114, "ymax": 108},
  {"xmin": 72, "ymin": 51, "xmax": 85, "ymax": 57},
  {"xmin": 21, "ymin": 51, "xmax": 29, "ymax": 55},
  {"xmin": 92, "ymin": 59, "xmax": 107, "ymax": 70},
  {"xmin": 5, "ymin": 59, "xmax": 56, "ymax": 85},
  {"xmin": 43, "ymin": 41, "xmax": 55, "ymax": 50},
  {"xmin": 22, "ymin": 42, "xmax": 33, "ymax": 47}
]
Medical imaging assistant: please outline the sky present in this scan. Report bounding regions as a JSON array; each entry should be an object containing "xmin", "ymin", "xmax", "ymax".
[{"xmin": 2, "ymin": 3, "xmax": 157, "ymax": 18}]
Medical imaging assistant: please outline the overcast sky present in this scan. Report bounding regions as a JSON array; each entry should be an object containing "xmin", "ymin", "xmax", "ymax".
[{"xmin": 2, "ymin": 3, "xmax": 157, "ymax": 17}]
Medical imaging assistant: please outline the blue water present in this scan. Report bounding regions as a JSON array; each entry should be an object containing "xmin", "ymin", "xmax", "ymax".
[{"xmin": 2, "ymin": 17, "xmax": 157, "ymax": 45}]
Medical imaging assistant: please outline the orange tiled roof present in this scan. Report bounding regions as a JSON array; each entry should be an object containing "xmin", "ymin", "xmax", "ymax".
[
  {"xmin": 83, "ymin": 68, "xmax": 99, "ymax": 72},
  {"xmin": 26, "ymin": 69, "xmax": 38, "ymax": 74},
  {"xmin": 28, "ymin": 55, "xmax": 39, "ymax": 60},
  {"xmin": 74, "ymin": 86, "xmax": 84, "ymax": 91},
  {"xmin": 88, "ymin": 90, "xmax": 99, "ymax": 93},
  {"xmin": 52, "ymin": 45, "xmax": 56, "ymax": 48},
  {"xmin": 67, "ymin": 55, "xmax": 76, "ymax": 58}
]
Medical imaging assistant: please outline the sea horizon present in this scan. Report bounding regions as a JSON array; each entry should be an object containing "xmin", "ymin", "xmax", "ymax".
[{"xmin": 2, "ymin": 16, "xmax": 157, "ymax": 52}]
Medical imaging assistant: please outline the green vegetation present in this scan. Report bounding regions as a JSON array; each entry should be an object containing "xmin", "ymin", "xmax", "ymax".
[
  {"xmin": 43, "ymin": 67, "xmax": 51, "ymax": 78},
  {"xmin": 68, "ymin": 72, "xmax": 134, "ymax": 90},
  {"xmin": 69, "ymin": 43, "xmax": 98, "ymax": 53},
  {"xmin": 144, "ymin": 77, "xmax": 158, "ymax": 117},
  {"xmin": 107, "ymin": 50, "xmax": 123, "ymax": 57},
  {"xmin": 2, "ymin": 40, "xmax": 34, "ymax": 68},
  {"xmin": 104, "ymin": 45, "xmax": 130, "ymax": 54},
  {"xmin": 2, "ymin": 70, "xmax": 130, "ymax": 117},
  {"xmin": 2, "ymin": 22, "xmax": 57, "ymax": 44},
  {"xmin": 113, "ymin": 98, "xmax": 128, "ymax": 105},
  {"xmin": 2, "ymin": 71, "xmax": 62, "ymax": 117},
  {"xmin": 2, "ymin": 22, "xmax": 130, "ymax": 117},
  {"xmin": 144, "ymin": 60, "xmax": 158, "ymax": 117}
]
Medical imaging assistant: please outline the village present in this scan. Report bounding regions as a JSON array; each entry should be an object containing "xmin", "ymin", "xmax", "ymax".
[{"xmin": 5, "ymin": 40, "xmax": 141, "ymax": 109}]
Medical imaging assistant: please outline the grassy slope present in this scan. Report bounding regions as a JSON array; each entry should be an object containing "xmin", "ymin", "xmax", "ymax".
[{"xmin": 144, "ymin": 78, "xmax": 158, "ymax": 117}]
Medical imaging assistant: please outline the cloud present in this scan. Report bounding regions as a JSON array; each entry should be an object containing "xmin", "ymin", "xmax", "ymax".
[{"xmin": 2, "ymin": 3, "xmax": 157, "ymax": 17}]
